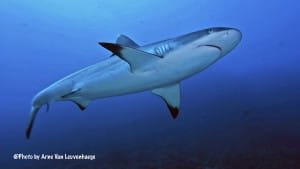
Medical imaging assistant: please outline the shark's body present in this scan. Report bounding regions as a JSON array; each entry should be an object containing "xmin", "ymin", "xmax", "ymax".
[{"xmin": 26, "ymin": 27, "xmax": 242, "ymax": 139}]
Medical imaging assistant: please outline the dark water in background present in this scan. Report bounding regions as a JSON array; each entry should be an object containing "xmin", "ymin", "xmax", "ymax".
[{"xmin": 1, "ymin": 0, "xmax": 300, "ymax": 168}]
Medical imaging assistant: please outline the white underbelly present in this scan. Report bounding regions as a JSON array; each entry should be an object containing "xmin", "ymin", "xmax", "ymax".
[{"xmin": 80, "ymin": 46, "xmax": 221, "ymax": 99}]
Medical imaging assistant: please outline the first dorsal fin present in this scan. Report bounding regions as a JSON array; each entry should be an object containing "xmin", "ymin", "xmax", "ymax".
[
  {"xmin": 152, "ymin": 83, "xmax": 181, "ymax": 119},
  {"xmin": 99, "ymin": 42, "xmax": 161, "ymax": 73},
  {"xmin": 116, "ymin": 35, "xmax": 139, "ymax": 48}
]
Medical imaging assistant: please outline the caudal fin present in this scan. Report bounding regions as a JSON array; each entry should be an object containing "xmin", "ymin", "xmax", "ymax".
[{"xmin": 25, "ymin": 107, "xmax": 40, "ymax": 139}]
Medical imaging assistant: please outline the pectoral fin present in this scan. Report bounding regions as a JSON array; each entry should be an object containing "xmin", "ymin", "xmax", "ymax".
[
  {"xmin": 99, "ymin": 42, "xmax": 161, "ymax": 73},
  {"xmin": 152, "ymin": 83, "xmax": 181, "ymax": 119}
]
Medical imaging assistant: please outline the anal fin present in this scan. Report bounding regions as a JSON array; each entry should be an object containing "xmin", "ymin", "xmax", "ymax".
[{"xmin": 71, "ymin": 97, "xmax": 90, "ymax": 111}]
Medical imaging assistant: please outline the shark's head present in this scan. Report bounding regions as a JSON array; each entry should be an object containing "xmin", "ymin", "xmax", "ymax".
[{"xmin": 176, "ymin": 27, "xmax": 242, "ymax": 56}]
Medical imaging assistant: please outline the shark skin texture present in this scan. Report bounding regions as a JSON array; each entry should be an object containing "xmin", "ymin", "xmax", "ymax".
[{"xmin": 26, "ymin": 27, "xmax": 242, "ymax": 139}]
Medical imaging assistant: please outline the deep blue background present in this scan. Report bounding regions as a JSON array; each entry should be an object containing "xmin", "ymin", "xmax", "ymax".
[{"xmin": 1, "ymin": 0, "xmax": 300, "ymax": 168}]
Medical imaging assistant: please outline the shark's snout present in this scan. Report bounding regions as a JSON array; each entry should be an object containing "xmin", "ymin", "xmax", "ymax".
[
  {"xmin": 208, "ymin": 27, "xmax": 242, "ymax": 55},
  {"xmin": 226, "ymin": 28, "xmax": 242, "ymax": 45},
  {"xmin": 179, "ymin": 27, "xmax": 242, "ymax": 56}
]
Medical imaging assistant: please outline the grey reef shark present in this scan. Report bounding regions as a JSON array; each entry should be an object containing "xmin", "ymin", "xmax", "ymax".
[{"xmin": 26, "ymin": 27, "xmax": 242, "ymax": 139}]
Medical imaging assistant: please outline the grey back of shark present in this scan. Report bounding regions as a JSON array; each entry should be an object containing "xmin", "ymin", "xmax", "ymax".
[{"xmin": 26, "ymin": 27, "xmax": 242, "ymax": 139}]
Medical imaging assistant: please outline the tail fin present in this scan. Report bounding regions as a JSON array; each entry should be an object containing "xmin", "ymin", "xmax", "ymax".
[{"xmin": 25, "ymin": 106, "xmax": 40, "ymax": 139}]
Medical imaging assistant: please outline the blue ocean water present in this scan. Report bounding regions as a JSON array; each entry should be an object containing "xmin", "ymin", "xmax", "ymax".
[{"xmin": 1, "ymin": 0, "xmax": 300, "ymax": 168}]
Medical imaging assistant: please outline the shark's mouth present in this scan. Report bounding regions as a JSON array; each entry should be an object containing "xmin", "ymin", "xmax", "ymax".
[{"xmin": 201, "ymin": 44, "xmax": 223, "ymax": 53}]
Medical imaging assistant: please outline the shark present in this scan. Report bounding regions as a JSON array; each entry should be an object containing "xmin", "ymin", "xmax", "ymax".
[{"xmin": 26, "ymin": 27, "xmax": 242, "ymax": 139}]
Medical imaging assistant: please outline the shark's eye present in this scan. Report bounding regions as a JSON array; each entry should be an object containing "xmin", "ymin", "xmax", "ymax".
[{"xmin": 207, "ymin": 29, "xmax": 214, "ymax": 34}]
